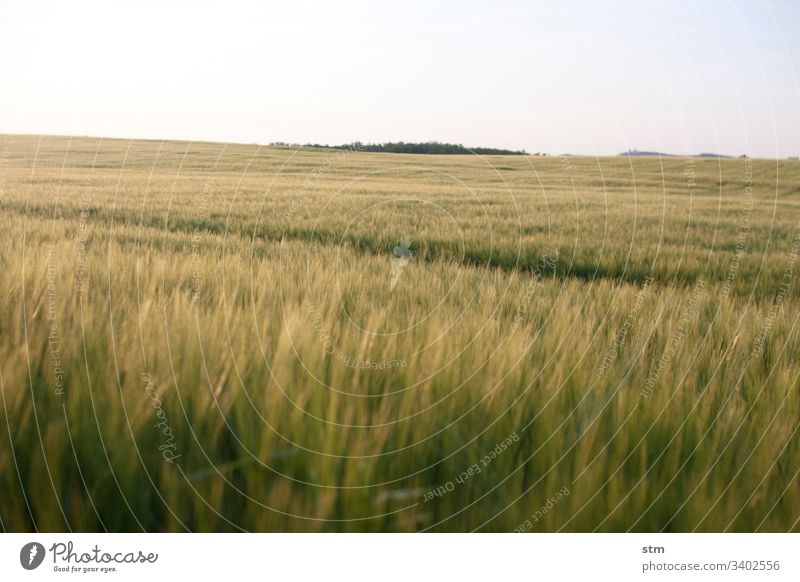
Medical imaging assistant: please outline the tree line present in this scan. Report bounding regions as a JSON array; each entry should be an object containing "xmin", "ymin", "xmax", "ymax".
[{"xmin": 294, "ymin": 141, "xmax": 528, "ymax": 155}]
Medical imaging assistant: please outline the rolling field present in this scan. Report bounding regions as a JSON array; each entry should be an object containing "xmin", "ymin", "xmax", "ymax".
[{"xmin": 1, "ymin": 134, "xmax": 799, "ymax": 532}]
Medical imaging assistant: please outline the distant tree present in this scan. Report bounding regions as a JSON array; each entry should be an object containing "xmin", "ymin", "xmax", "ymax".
[{"xmin": 301, "ymin": 141, "xmax": 527, "ymax": 155}]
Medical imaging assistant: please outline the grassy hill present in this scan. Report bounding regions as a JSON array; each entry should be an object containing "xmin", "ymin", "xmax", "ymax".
[{"xmin": 1, "ymin": 135, "xmax": 799, "ymax": 532}]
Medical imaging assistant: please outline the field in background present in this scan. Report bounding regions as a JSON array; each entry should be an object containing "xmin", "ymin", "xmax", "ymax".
[{"xmin": 1, "ymin": 134, "xmax": 799, "ymax": 532}]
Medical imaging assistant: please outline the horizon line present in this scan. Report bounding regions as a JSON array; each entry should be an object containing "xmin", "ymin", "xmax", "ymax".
[{"xmin": 1, "ymin": 132, "xmax": 796, "ymax": 161}]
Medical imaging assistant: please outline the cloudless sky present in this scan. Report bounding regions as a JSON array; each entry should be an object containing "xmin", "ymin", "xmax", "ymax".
[{"xmin": 1, "ymin": 0, "xmax": 798, "ymax": 157}]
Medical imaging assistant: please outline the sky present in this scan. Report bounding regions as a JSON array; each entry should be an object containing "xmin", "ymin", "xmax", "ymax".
[{"xmin": 1, "ymin": 0, "xmax": 798, "ymax": 157}]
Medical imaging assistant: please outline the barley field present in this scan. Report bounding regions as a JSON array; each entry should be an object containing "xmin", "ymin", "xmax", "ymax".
[{"xmin": 1, "ymin": 134, "xmax": 799, "ymax": 532}]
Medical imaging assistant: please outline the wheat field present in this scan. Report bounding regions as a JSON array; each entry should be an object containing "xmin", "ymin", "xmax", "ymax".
[{"xmin": 1, "ymin": 134, "xmax": 799, "ymax": 532}]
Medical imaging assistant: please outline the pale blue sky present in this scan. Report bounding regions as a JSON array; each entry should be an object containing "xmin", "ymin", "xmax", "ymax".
[{"xmin": 1, "ymin": 0, "xmax": 798, "ymax": 157}]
